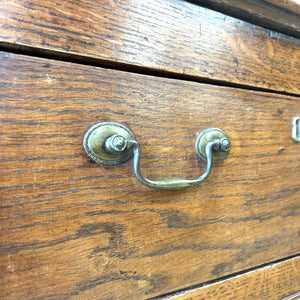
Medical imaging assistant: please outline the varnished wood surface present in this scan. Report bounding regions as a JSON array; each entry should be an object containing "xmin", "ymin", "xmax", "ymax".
[
  {"xmin": 194, "ymin": 0, "xmax": 300, "ymax": 38},
  {"xmin": 1, "ymin": 0, "xmax": 300, "ymax": 94},
  {"xmin": 166, "ymin": 256, "xmax": 300, "ymax": 300},
  {"xmin": 264, "ymin": 0, "xmax": 300, "ymax": 15},
  {"xmin": 0, "ymin": 52, "xmax": 300, "ymax": 299}
]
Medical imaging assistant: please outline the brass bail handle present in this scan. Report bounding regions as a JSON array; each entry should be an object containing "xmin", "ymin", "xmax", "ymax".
[{"xmin": 83, "ymin": 122, "xmax": 231, "ymax": 190}]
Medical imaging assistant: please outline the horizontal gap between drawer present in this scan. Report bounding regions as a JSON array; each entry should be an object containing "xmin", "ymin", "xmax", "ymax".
[
  {"xmin": 1, "ymin": 41, "xmax": 300, "ymax": 98},
  {"xmin": 148, "ymin": 252, "xmax": 300, "ymax": 300}
]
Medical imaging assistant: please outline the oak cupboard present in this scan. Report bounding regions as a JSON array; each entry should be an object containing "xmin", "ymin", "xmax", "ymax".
[{"xmin": 0, "ymin": 0, "xmax": 299, "ymax": 299}]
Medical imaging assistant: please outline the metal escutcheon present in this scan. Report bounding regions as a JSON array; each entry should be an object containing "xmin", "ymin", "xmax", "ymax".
[
  {"xmin": 83, "ymin": 122, "xmax": 231, "ymax": 190},
  {"xmin": 83, "ymin": 122, "xmax": 136, "ymax": 165}
]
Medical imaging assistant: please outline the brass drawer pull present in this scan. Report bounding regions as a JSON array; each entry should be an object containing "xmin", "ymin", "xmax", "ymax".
[
  {"xmin": 83, "ymin": 122, "xmax": 231, "ymax": 190},
  {"xmin": 292, "ymin": 116, "xmax": 300, "ymax": 142}
]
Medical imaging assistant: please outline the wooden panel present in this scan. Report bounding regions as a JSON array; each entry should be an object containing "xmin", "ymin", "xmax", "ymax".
[
  {"xmin": 167, "ymin": 256, "xmax": 300, "ymax": 300},
  {"xmin": 283, "ymin": 292, "xmax": 300, "ymax": 300},
  {"xmin": 194, "ymin": 0, "xmax": 300, "ymax": 38},
  {"xmin": 1, "ymin": 0, "xmax": 300, "ymax": 94},
  {"xmin": 264, "ymin": 0, "xmax": 300, "ymax": 14},
  {"xmin": 0, "ymin": 52, "xmax": 300, "ymax": 299}
]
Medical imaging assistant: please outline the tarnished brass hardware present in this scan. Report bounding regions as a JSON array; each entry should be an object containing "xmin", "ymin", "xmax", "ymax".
[
  {"xmin": 83, "ymin": 122, "xmax": 135, "ymax": 165},
  {"xmin": 83, "ymin": 122, "xmax": 231, "ymax": 190},
  {"xmin": 195, "ymin": 128, "xmax": 231, "ymax": 162},
  {"xmin": 292, "ymin": 116, "xmax": 300, "ymax": 142}
]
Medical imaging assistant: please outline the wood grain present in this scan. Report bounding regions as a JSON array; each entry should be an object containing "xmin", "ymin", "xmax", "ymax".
[
  {"xmin": 1, "ymin": 0, "xmax": 300, "ymax": 94},
  {"xmin": 263, "ymin": 0, "xmax": 300, "ymax": 15},
  {"xmin": 0, "ymin": 51, "xmax": 300, "ymax": 299},
  {"xmin": 193, "ymin": 0, "xmax": 300, "ymax": 38},
  {"xmin": 166, "ymin": 256, "xmax": 300, "ymax": 300}
]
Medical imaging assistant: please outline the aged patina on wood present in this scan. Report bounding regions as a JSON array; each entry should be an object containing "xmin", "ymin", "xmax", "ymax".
[
  {"xmin": 193, "ymin": 0, "xmax": 300, "ymax": 38},
  {"xmin": 0, "ymin": 0, "xmax": 300, "ymax": 94},
  {"xmin": 168, "ymin": 256, "xmax": 300, "ymax": 300},
  {"xmin": 0, "ymin": 52, "xmax": 299, "ymax": 299}
]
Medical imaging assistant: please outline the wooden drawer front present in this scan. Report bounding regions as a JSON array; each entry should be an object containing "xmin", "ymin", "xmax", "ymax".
[
  {"xmin": 0, "ymin": 51, "xmax": 299, "ymax": 299},
  {"xmin": 1, "ymin": 0, "xmax": 300, "ymax": 94},
  {"xmin": 169, "ymin": 256, "xmax": 300, "ymax": 300}
]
